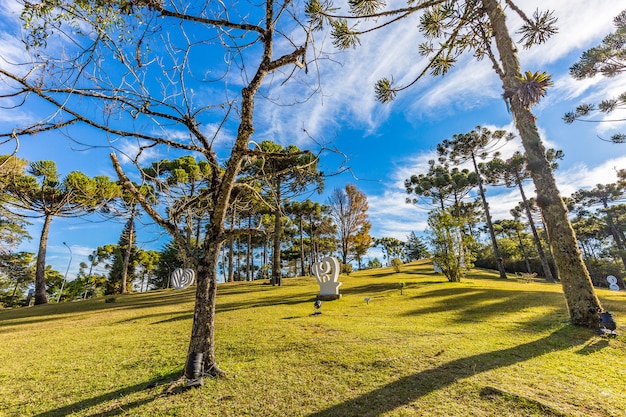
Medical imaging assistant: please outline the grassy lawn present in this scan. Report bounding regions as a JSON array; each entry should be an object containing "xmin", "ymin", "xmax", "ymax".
[{"xmin": 1, "ymin": 260, "xmax": 625, "ymax": 416}]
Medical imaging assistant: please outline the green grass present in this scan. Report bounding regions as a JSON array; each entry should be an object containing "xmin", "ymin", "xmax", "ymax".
[{"xmin": 1, "ymin": 260, "xmax": 625, "ymax": 416}]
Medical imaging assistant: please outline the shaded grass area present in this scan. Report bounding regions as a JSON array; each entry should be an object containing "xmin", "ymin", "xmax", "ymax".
[{"xmin": 1, "ymin": 261, "xmax": 625, "ymax": 416}]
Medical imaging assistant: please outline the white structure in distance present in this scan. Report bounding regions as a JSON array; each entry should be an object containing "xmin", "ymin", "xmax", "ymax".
[
  {"xmin": 171, "ymin": 268, "xmax": 195, "ymax": 289},
  {"xmin": 606, "ymin": 275, "xmax": 620, "ymax": 291},
  {"xmin": 311, "ymin": 256, "xmax": 342, "ymax": 300}
]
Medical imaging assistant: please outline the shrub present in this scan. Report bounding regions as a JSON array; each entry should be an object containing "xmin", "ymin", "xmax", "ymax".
[
  {"xmin": 391, "ymin": 258, "xmax": 403, "ymax": 273},
  {"xmin": 341, "ymin": 263, "xmax": 353, "ymax": 275}
]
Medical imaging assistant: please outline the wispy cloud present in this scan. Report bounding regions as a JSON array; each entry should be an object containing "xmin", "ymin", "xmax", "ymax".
[
  {"xmin": 556, "ymin": 155, "xmax": 626, "ymax": 196},
  {"xmin": 259, "ymin": 1, "xmax": 626, "ymax": 149},
  {"xmin": 363, "ymin": 116, "xmax": 599, "ymax": 241},
  {"xmin": 519, "ymin": 1, "xmax": 625, "ymax": 65},
  {"xmin": 367, "ymin": 153, "xmax": 626, "ymax": 242}
]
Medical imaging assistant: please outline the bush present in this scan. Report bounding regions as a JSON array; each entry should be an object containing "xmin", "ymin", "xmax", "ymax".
[
  {"xmin": 341, "ymin": 263, "xmax": 353, "ymax": 275},
  {"xmin": 390, "ymin": 258, "xmax": 403, "ymax": 273},
  {"xmin": 367, "ymin": 258, "xmax": 382, "ymax": 269}
]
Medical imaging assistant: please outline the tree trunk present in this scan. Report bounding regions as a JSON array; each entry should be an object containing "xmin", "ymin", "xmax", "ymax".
[
  {"xmin": 516, "ymin": 230, "xmax": 532, "ymax": 274},
  {"xmin": 310, "ymin": 216, "xmax": 316, "ymax": 265},
  {"xmin": 263, "ymin": 239, "xmax": 268, "ymax": 279},
  {"xmin": 299, "ymin": 215, "xmax": 306, "ymax": 277},
  {"xmin": 247, "ymin": 216, "xmax": 253, "ymax": 282},
  {"xmin": 603, "ymin": 204, "xmax": 626, "ymax": 276},
  {"xmin": 517, "ymin": 177, "xmax": 554, "ymax": 282},
  {"xmin": 271, "ymin": 183, "xmax": 282, "ymax": 286},
  {"xmin": 485, "ymin": 0, "xmax": 602, "ymax": 327},
  {"xmin": 228, "ymin": 210, "xmax": 235, "ymax": 283},
  {"xmin": 235, "ymin": 237, "xmax": 241, "ymax": 281},
  {"xmin": 472, "ymin": 152, "xmax": 507, "ymax": 279},
  {"xmin": 120, "ymin": 205, "xmax": 136, "ymax": 294},
  {"xmin": 220, "ymin": 245, "xmax": 227, "ymax": 283},
  {"xmin": 34, "ymin": 213, "xmax": 53, "ymax": 305},
  {"xmin": 186, "ymin": 236, "xmax": 223, "ymax": 377},
  {"xmin": 11, "ymin": 282, "xmax": 19, "ymax": 299},
  {"xmin": 227, "ymin": 236, "xmax": 234, "ymax": 282}
]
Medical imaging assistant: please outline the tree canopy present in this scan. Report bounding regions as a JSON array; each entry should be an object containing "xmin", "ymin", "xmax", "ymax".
[{"xmin": 565, "ymin": 9, "xmax": 626, "ymax": 143}]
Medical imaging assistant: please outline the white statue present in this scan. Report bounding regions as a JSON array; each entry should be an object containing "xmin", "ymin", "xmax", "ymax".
[
  {"xmin": 171, "ymin": 268, "xmax": 195, "ymax": 289},
  {"xmin": 606, "ymin": 275, "xmax": 620, "ymax": 291},
  {"xmin": 312, "ymin": 256, "xmax": 342, "ymax": 300}
]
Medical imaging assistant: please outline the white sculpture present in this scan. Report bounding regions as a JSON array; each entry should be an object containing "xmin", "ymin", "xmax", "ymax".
[
  {"xmin": 606, "ymin": 275, "xmax": 620, "ymax": 291},
  {"xmin": 171, "ymin": 268, "xmax": 195, "ymax": 289},
  {"xmin": 312, "ymin": 256, "xmax": 342, "ymax": 300}
]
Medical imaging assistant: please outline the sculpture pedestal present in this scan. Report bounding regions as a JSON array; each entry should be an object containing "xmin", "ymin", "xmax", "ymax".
[{"xmin": 317, "ymin": 294, "xmax": 342, "ymax": 301}]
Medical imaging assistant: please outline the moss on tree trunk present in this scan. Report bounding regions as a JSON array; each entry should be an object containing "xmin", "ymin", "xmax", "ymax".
[{"xmin": 484, "ymin": 0, "xmax": 602, "ymax": 328}]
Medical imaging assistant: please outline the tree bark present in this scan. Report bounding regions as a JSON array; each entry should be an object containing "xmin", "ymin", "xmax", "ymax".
[
  {"xmin": 484, "ymin": 0, "xmax": 602, "ymax": 327},
  {"xmin": 187, "ymin": 237, "xmax": 222, "ymax": 376},
  {"xmin": 516, "ymin": 176, "xmax": 554, "ymax": 282},
  {"xmin": 247, "ymin": 215, "xmax": 253, "ymax": 282},
  {"xmin": 516, "ymin": 230, "xmax": 532, "ymax": 274},
  {"xmin": 120, "ymin": 205, "xmax": 136, "ymax": 294},
  {"xmin": 228, "ymin": 210, "xmax": 235, "ymax": 283},
  {"xmin": 299, "ymin": 215, "xmax": 306, "ymax": 277},
  {"xmin": 271, "ymin": 181, "xmax": 282, "ymax": 286},
  {"xmin": 34, "ymin": 213, "xmax": 53, "ymax": 305},
  {"xmin": 472, "ymin": 152, "xmax": 507, "ymax": 279}
]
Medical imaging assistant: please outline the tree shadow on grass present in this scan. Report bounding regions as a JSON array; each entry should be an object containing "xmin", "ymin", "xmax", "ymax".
[
  {"xmin": 307, "ymin": 326, "xmax": 591, "ymax": 417},
  {"xmin": 32, "ymin": 371, "xmax": 182, "ymax": 417},
  {"xmin": 340, "ymin": 281, "xmax": 448, "ymax": 297},
  {"xmin": 0, "ymin": 289, "xmax": 196, "ymax": 330},
  {"xmin": 403, "ymin": 286, "xmax": 566, "ymax": 325},
  {"xmin": 575, "ymin": 338, "xmax": 610, "ymax": 355}
]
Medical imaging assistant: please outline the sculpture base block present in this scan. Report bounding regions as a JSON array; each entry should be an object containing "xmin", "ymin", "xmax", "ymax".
[{"xmin": 317, "ymin": 294, "xmax": 342, "ymax": 301}]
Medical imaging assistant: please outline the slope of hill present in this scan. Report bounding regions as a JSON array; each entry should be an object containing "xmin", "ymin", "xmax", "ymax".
[{"xmin": 1, "ymin": 261, "xmax": 625, "ymax": 416}]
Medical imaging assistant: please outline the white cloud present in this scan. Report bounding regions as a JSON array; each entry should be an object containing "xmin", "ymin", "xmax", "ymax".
[
  {"xmin": 519, "ymin": 1, "xmax": 625, "ymax": 66},
  {"xmin": 363, "ymin": 118, "xmax": 587, "ymax": 241},
  {"xmin": 113, "ymin": 138, "xmax": 164, "ymax": 165},
  {"xmin": 259, "ymin": 1, "xmax": 626, "ymax": 148},
  {"xmin": 556, "ymin": 155, "xmax": 626, "ymax": 197}
]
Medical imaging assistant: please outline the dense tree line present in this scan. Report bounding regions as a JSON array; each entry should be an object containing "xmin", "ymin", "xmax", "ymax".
[
  {"xmin": 405, "ymin": 129, "xmax": 625, "ymax": 290},
  {"xmin": 0, "ymin": 153, "xmax": 379, "ymax": 307}
]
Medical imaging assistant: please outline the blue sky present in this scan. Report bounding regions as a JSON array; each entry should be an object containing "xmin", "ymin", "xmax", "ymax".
[{"xmin": 1, "ymin": 1, "xmax": 625, "ymax": 280}]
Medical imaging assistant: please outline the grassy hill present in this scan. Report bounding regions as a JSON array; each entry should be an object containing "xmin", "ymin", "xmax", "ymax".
[{"xmin": 1, "ymin": 260, "xmax": 625, "ymax": 416}]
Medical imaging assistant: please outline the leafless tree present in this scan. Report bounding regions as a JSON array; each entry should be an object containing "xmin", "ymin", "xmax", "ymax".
[{"xmin": 1, "ymin": 0, "xmax": 322, "ymax": 383}]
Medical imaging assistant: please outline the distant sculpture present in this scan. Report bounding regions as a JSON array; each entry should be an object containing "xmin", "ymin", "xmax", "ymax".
[
  {"xmin": 606, "ymin": 275, "xmax": 620, "ymax": 291},
  {"xmin": 172, "ymin": 268, "xmax": 195, "ymax": 289},
  {"xmin": 312, "ymin": 256, "xmax": 342, "ymax": 300}
]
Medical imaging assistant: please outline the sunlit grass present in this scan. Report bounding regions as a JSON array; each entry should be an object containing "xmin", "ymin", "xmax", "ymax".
[{"xmin": 1, "ymin": 260, "xmax": 625, "ymax": 416}]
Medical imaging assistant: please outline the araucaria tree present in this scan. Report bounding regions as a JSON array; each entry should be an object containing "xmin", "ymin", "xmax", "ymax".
[
  {"xmin": 246, "ymin": 141, "xmax": 323, "ymax": 285},
  {"xmin": 482, "ymin": 151, "xmax": 556, "ymax": 282},
  {"xmin": 4, "ymin": 1, "xmax": 318, "ymax": 382},
  {"xmin": 564, "ymin": 9, "xmax": 626, "ymax": 143},
  {"xmin": 2, "ymin": 160, "xmax": 119, "ymax": 305},
  {"xmin": 309, "ymin": 0, "xmax": 603, "ymax": 327},
  {"xmin": 437, "ymin": 126, "xmax": 513, "ymax": 279}
]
